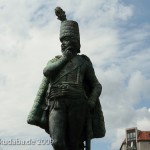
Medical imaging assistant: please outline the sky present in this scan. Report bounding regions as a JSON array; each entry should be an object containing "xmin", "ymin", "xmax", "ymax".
[{"xmin": 0, "ymin": 0, "xmax": 150, "ymax": 150}]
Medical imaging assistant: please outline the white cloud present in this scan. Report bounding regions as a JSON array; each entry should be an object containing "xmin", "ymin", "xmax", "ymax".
[
  {"xmin": 98, "ymin": 66, "xmax": 150, "ymax": 149},
  {"xmin": 136, "ymin": 110, "xmax": 150, "ymax": 131},
  {"xmin": 112, "ymin": 108, "xmax": 150, "ymax": 149},
  {"xmin": 111, "ymin": 128, "xmax": 126, "ymax": 150}
]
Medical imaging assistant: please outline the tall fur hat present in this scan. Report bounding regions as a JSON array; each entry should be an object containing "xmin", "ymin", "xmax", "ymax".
[{"xmin": 55, "ymin": 7, "xmax": 80, "ymax": 42}]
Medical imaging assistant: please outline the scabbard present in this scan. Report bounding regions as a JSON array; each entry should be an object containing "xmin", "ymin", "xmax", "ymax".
[
  {"xmin": 86, "ymin": 109, "xmax": 91, "ymax": 150},
  {"xmin": 86, "ymin": 138, "xmax": 91, "ymax": 150}
]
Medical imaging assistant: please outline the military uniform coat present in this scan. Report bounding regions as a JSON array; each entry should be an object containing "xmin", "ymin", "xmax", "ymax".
[{"xmin": 27, "ymin": 54, "xmax": 106, "ymax": 139}]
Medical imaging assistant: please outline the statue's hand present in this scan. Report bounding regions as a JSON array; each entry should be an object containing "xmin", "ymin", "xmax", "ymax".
[
  {"xmin": 63, "ymin": 50, "xmax": 74, "ymax": 60},
  {"xmin": 88, "ymin": 99, "xmax": 95, "ymax": 110}
]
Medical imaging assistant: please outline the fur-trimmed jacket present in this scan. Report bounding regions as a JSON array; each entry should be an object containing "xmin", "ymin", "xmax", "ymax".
[{"xmin": 27, "ymin": 55, "xmax": 106, "ymax": 139}]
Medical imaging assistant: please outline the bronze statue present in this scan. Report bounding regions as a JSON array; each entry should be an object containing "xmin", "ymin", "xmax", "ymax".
[{"xmin": 27, "ymin": 7, "xmax": 106, "ymax": 150}]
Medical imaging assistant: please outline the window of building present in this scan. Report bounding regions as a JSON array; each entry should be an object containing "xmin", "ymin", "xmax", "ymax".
[{"xmin": 127, "ymin": 132, "xmax": 136, "ymax": 141}]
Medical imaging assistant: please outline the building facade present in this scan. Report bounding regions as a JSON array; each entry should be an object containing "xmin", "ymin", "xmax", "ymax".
[{"xmin": 120, "ymin": 127, "xmax": 150, "ymax": 150}]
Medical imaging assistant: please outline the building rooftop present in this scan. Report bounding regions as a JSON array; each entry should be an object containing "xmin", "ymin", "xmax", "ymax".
[
  {"xmin": 138, "ymin": 131, "xmax": 150, "ymax": 141},
  {"xmin": 120, "ymin": 128, "xmax": 150, "ymax": 150}
]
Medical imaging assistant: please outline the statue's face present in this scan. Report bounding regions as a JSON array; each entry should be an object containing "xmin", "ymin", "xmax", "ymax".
[{"xmin": 61, "ymin": 36, "xmax": 80, "ymax": 54}]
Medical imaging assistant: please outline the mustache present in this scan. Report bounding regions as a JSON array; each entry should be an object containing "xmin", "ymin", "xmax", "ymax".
[
  {"xmin": 61, "ymin": 43, "xmax": 76, "ymax": 51},
  {"xmin": 65, "ymin": 46, "xmax": 74, "ymax": 51}
]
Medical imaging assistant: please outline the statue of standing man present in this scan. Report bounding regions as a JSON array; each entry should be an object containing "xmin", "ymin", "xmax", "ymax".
[{"xmin": 27, "ymin": 7, "xmax": 106, "ymax": 150}]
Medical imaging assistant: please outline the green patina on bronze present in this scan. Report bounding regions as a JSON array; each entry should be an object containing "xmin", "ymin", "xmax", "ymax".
[{"xmin": 27, "ymin": 7, "xmax": 106, "ymax": 150}]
